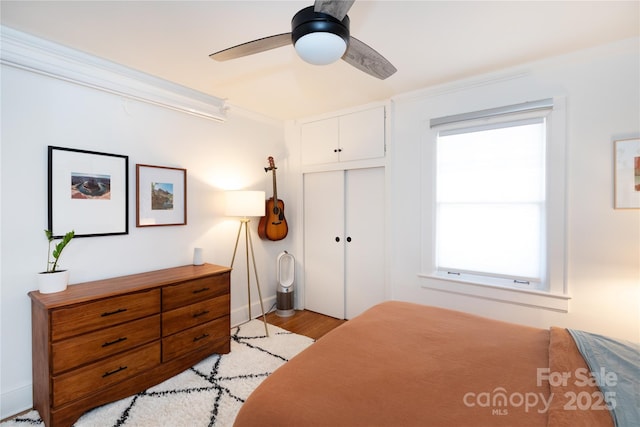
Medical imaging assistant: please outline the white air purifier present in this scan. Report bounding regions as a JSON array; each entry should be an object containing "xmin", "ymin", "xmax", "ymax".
[{"xmin": 276, "ymin": 251, "xmax": 295, "ymax": 317}]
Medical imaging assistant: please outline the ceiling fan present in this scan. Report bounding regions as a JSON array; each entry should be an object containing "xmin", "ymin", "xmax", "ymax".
[{"xmin": 209, "ymin": 0, "xmax": 397, "ymax": 80}]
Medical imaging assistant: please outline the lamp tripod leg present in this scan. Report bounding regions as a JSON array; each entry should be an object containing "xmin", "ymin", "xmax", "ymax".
[
  {"xmin": 247, "ymin": 223, "xmax": 269, "ymax": 337},
  {"xmin": 230, "ymin": 220, "xmax": 243, "ymax": 268},
  {"xmin": 231, "ymin": 221, "xmax": 253, "ymax": 320},
  {"xmin": 243, "ymin": 222, "xmax": 252, "ymax": 320}
]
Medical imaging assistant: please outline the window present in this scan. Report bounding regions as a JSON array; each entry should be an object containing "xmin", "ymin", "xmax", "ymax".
[
  {"xmin": 421, "ymin": 98, "xmax": 569, "ymax": 311},
  {"xmin": 436, "ymin": 118, "xmax": 546, "ymax": 289}
]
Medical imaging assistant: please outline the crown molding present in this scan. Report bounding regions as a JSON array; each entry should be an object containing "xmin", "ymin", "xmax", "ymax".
[{"xmin": 0, "ymin": 25, "xmax": 227, "ymax": 122}]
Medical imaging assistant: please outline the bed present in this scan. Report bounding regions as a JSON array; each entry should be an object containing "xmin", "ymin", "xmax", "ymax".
[{"xmin": 234, "ymin": 301, "xmax": 638, "ymax": 427}]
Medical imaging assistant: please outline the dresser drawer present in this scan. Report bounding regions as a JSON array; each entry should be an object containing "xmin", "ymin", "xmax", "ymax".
[
  {"xmin": 162, "ymin": 273, "xmax": 230, "ymax": 311},
  {"xmin": 162, "ymin": 316, "xmax": 230, "ymax": 362},
  {"xmin": 52, "ymin": 341, "xmax": 161, "ymax": 407},
  {"xmin": 52, "ymin": 314, "xmax": 161, "ymax": 374},
  {"xmin": 162, "ymin": 294, "xmax": 230, "ymax": 337},
  {"xmin": 51, "ymin": 289, "xmax": 160, "ymax": 341}
]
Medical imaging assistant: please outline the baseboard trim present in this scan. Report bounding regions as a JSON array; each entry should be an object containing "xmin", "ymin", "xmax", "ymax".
[
  {"xmin": 231, "ymin": 296, "xmax": 276, "ymax": 327},
  {"xmin": 1, "ymin": 384, "xmax": 32, "ymax": 421}
]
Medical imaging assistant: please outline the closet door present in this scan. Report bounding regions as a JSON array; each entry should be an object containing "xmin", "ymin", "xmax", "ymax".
[
  {"xmin": 303, "ymin": 170, "xmax": 345, "ymax": 318},
  {"xmin": 345, "ymin": 167, "xmax": 385, "ymax": 319}
]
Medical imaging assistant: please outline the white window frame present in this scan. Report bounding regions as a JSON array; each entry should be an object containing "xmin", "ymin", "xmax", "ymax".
[{"xmin": 419, "ymin": 97, "xmax": 570, "ymax": 312}]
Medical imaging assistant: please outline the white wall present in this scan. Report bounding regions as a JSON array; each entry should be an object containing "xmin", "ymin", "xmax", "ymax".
[
  {"xmin": 0, "ymin": 63, "xmax": 292, "ymax": 418},
  {"xmin": 389, "ymin": 38, "xmax": 640, "ymax": 342}
]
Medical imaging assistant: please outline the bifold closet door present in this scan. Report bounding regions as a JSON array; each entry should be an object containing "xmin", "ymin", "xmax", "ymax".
[
  {"xmin": 304, "ymin": 168, "xmax": 385, "ymax": 319},
  {"xmin": 344, "ymin": 167, "xmax": 385, "ymax": 319},
  {"xmin": 304, "ymin": 170, "xmax": 345, "ymax": 319}
]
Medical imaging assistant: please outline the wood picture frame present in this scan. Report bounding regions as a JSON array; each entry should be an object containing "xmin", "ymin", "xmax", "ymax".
[
  {"xmin": 136, "ymin": 164, "xmax": 187, "ymax": 226},
  {"xmin": 614, "ymin": 138, "xmax": 640, "ymax": 209},
  {"xmin": 48, "ymin": 146, "xmax": 129, "ymax": 238}
]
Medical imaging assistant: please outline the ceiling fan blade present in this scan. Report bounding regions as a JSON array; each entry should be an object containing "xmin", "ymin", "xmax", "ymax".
[
  {"xmin": 210, "ymin": 33, "xmax": 292, "ymax": 61},
  {"xmin": 342, "ymin": 36, "xmax": 397, "ymax": 80},
  {"xmin": 314, "ymin": 0, "xmax": 355, "ymax": 21}
]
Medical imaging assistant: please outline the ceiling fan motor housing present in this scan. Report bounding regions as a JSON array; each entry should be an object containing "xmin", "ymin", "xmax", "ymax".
[{"xmin": 291, "ymin": 6, "xmax": 350, "ymax": 48}]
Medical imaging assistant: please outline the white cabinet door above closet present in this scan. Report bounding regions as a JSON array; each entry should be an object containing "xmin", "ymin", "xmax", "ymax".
[
  {"xmin": 301, "ymin": 106, "xmax": 385, "ymax": 166},
  {"xmin": 339, "ymin": 107, "xmax": 385, "ymax": 162},
  {"xmin": 301, "ymin": 117, "xmax": 339, "ymax": 165}
]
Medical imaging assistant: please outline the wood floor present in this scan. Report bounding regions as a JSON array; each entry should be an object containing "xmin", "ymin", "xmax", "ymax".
[{"xmin": 264, "ymin": 310, "xmax": 346, "ymax": 340}]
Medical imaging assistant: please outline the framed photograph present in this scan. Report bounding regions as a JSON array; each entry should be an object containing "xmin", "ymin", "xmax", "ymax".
[
  {"xmin": 614, "ymin": 138, "xmax": 640, "ymax": 209},
  {"xmin": 48, "ymin": 146, "xmax": 129, "ymax": 238},
  {"xmin": 136, "ymin": 164, "xmax": 187, "ymax": 226}
]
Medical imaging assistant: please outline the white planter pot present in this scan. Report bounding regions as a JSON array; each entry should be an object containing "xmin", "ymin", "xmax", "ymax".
[{"xmin": 38, "ymin": 270, "xmax": 69, "ymax": 294}]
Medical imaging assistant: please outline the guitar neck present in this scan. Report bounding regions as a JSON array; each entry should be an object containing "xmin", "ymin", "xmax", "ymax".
[{"xmin": 271, "ymin": 168, "xmax": 278, "ymax": 202}]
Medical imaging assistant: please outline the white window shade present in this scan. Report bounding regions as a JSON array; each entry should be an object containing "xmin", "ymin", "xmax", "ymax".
[
  {"xmin": 437, "ymin": 203, "xmax": 542, "ymax": 279},
  {"xmin": 435, "ymin": 117, "xmax": 547, "ymax": 287},
  {"xmin": 437, "ymin": 120, "xmax": 546, "ymax": 203}
]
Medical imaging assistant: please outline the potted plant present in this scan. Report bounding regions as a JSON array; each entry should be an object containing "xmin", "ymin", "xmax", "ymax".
[{"xmin": 38, "ymin": 229, "xmax": 75, "ymax": 294}]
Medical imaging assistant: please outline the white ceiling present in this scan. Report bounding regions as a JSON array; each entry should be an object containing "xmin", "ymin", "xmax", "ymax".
[{"xmin": 1, "ymin": 1, "xmax": 638, "ymax": 121}]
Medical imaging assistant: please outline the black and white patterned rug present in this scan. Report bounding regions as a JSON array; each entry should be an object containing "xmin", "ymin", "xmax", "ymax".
[{"xmin": 3, "ymin": 320, "xmax": 313, "ymax": 427}]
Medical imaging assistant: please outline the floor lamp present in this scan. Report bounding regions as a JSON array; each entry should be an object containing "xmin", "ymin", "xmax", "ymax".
[{"xmin": 225, "ymin": 190, "xmax": 269, "ymax": 336}]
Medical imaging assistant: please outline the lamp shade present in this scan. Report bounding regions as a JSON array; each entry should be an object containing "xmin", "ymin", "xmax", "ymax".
[{"xmin": 225, "ymin": 191, "xmax": 265, "ymax": 217}]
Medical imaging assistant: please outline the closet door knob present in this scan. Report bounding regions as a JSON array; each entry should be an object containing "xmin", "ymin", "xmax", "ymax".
[
  {"xmin": 335, "ymin": 237, "xmax": 340, "ymax": 242},
  {"xmin": 346, "ymin": 237, "xmax": 352, "ymax": 242}
]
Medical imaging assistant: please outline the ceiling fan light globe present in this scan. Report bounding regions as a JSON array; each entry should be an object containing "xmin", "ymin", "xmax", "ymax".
[{"xmin": 295, "ymin": 32, "xmax": 347, "ymax": 65}]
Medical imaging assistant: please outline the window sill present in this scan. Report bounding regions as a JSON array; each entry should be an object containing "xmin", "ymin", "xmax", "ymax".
[{"xmin": 418, "ymin": 273, "xmax": 570, "ymax": 312}]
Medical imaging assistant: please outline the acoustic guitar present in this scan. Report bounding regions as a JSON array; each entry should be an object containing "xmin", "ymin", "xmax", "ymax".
[{"xmin": 258, "ymin": 156, "xmax": 288, "ymax": 241}]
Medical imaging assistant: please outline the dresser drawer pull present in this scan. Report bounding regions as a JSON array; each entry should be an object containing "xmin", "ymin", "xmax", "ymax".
[
  {"xmin": 193, "ymin": 310, "xmax": 210, "ymax": 318},
  {"xmin": 102, "ymin": 337, "xmax": 128, "ymax": 347},
  {"xmin": 192, "ymin": 287, "xmax": 210, "ymax": 294},
  {"xmin": 193, "ymin": 333, "xmax": 210, "ymax": 342},
  {"xmin": 101, "ymin": 308, "xmax": 128, "ymax": 317},
  {"xmin": 102, "ymin": 366, "xmax": 127, "ymax": 378}
]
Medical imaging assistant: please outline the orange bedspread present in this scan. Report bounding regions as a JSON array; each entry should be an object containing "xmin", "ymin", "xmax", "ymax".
[{"xmin": 234, "ymin": 302, "xmax": 614, "ymax": 427}]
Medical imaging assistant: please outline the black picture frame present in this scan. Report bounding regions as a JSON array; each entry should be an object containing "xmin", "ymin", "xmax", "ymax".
[{"xmin": 48, "ymin": 146, "xmax": 129, "ymax": 238}]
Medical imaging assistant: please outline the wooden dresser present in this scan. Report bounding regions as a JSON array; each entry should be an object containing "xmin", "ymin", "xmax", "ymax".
[{"xmin": 28, "ymin": 263, "xmax": 231, "ymax": 427}]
